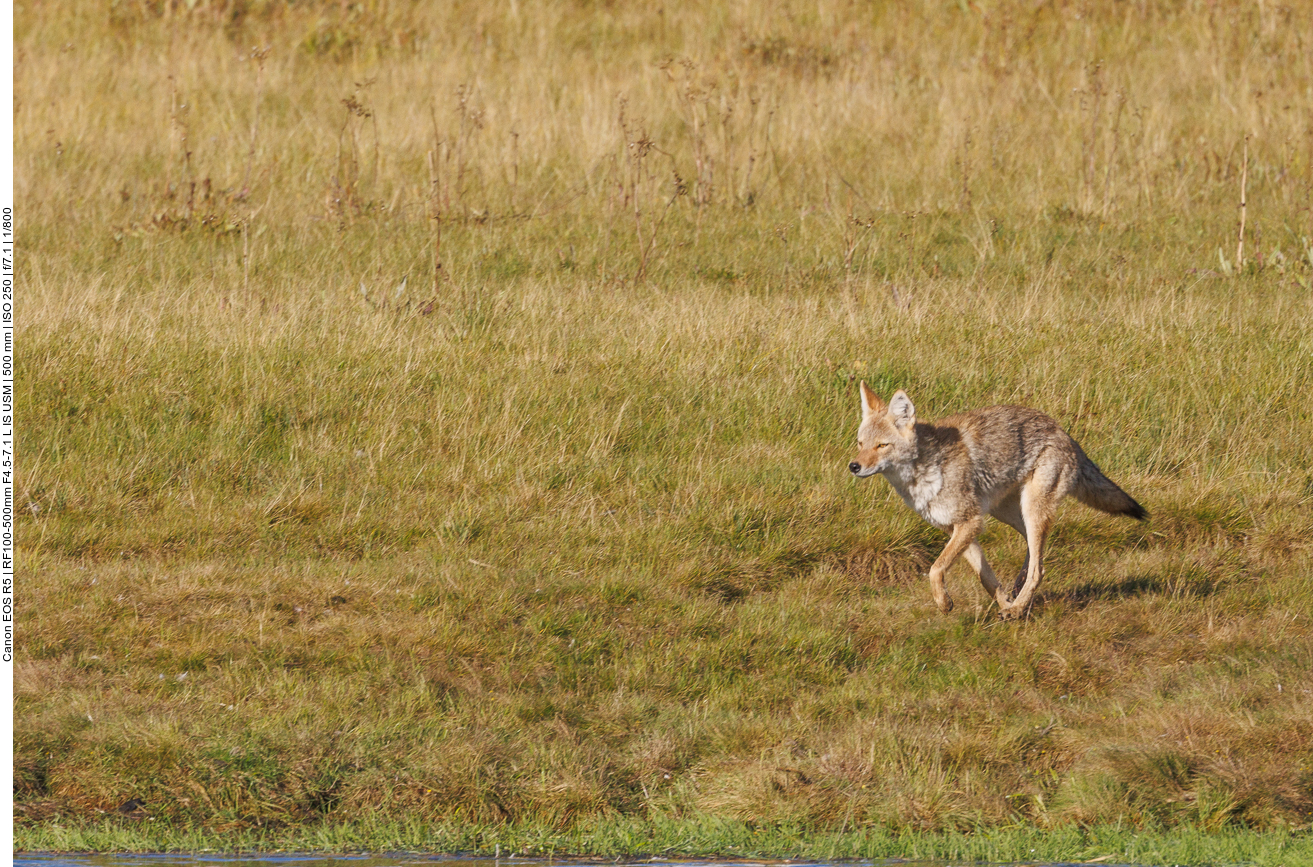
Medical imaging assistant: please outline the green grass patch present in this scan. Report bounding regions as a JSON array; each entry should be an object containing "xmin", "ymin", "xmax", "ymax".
[
  {"xmin": 15, "ymin": 814, "xmax": 1313, "ymax": 861},
  {"xmin": 16, "ymin": 817, "xmax": 1313, "ymax": 866}
]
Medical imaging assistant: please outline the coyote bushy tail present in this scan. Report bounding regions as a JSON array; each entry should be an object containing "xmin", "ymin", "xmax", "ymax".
[{"xmin": 1073, "ymin": 447, "xmax": 1149, "ymax": 521}]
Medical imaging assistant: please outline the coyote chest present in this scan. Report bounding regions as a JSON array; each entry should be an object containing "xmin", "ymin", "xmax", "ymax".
[{"xmin": 882, "ymin": 463, "xmax": 954, "ymax": 529}]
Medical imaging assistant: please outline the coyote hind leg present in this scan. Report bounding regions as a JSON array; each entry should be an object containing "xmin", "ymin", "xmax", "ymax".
[
  {"xmin": 1011, "ymin": 552, "xmax": 1030, "ymax": 599},
  {"xmin": 1001, "ymin": 465, "xmax": 1075, "ymax": 620}
]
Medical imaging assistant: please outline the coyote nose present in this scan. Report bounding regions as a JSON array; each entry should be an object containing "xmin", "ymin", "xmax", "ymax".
[{"xmin": 848, "ymin": 461, "xmax": 862, "ymax": 474}]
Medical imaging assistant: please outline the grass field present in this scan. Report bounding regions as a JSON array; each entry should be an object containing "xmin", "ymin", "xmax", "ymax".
[{"xmin": 14, "ymin": 0, "xmax": 1313, "ymax": 861}]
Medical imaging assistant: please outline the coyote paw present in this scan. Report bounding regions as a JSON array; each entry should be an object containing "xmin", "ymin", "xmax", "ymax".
[
  {"xmin": 999, "ymin": 602, "xmax": 1029, "ymax": 621},
  {"xmin": 936, "ymin": 594, "xmax": 955, "ymax": 614}
]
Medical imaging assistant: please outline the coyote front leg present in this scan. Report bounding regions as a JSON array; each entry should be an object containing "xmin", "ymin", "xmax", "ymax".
[
  {"xmin": 962, "ymin": 540, "xmax": 1013, "ymax": 610},
  {"xmin": 926, "ymin": 517, "xmax": 986, "ymax": 614}
]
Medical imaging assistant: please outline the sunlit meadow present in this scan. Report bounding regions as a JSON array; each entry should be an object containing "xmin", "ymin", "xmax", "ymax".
[{"xmin": 14, "ymin": 0, "xmax": 1313, "ymax": 857}]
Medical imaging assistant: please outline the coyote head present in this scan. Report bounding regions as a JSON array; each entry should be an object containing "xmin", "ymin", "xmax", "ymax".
[{"xmin": 849, "ymin": 381, "xmax": 917, "ymax": 478}]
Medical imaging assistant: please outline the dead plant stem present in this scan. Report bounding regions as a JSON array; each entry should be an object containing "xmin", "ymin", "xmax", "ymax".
[{"xmin": 1237, "ymin": 134, "xmax": 1249, "ymax": 271}]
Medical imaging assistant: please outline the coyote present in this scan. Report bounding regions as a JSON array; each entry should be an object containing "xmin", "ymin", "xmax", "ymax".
[{"xmin": 849, "ymin": 382, "xmax": 1146, "ymax": 619}]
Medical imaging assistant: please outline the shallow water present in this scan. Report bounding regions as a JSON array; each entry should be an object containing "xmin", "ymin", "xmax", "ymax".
[{"xmin": 15, "ymin": 855, "xmax": 1139, "ymax": 867}]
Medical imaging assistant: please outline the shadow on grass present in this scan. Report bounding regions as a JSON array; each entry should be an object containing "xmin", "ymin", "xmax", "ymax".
[{"xmin": 1049, "ymin": 571, "xmax": 1228, "ymax": 611}]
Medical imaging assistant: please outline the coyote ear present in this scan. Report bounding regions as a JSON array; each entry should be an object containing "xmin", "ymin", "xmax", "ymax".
[
  {"xmin": 859, "ymin": 381, "xmax": 885, "ymax": 418},
  {"xmin": 888, "ymin": 390, "xmax": 915, "ymax": 430}
]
